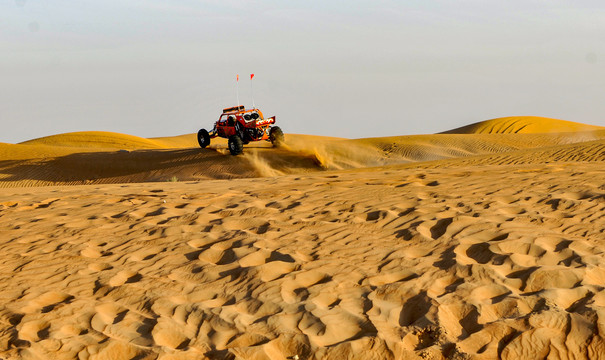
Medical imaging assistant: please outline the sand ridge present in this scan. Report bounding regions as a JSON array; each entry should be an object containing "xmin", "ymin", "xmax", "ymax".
[
  {"xmin": 20, "ymin": 131, "xmax": 170, "ymax": 150},
  {"xmin": 441, "ymin": 116, "xmax": 605, "ymax": 134}
]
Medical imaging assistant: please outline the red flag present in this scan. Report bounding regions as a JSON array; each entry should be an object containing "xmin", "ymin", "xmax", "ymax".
[
  {"xmin": 236, "ymin": 74, "xmax": 239, "ymax": 82},
  {"xmin": 250, "ymin": 73, "xmax": 255, "ymax": 80}
]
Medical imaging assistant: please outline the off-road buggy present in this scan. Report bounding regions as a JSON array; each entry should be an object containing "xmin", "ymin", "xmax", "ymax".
[{"xmin": 197, "ymin": 105, "xmax": 284, "ymax": 155}]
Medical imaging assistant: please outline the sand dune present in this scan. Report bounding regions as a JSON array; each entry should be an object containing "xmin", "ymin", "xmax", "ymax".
[
  {"xmin": 2, "ymin": 116, "xmax": 605, "ymax": 359},
  {"xmin": 442, "ymin": 116, "xmax": 605, "ymax": 134},
  {"xmin": 21, "ymin": 131, "xmax": 169, "ymax": 150},
  {"xmin": 2, "ymin": 117, "xmax": 605, "ymax": 188}
]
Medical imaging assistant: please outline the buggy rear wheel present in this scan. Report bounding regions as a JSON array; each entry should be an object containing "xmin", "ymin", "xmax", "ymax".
[
  {"xmin": 228, "ymin": 135, "xmax": 244, "ymax": 155},
  {"xmin": 269, "ymin": 126, "xmax": 285, "ymax": 147},
  {"xmin": 197, "ymin": 129, "xmax": 210, "ymax": 148}
]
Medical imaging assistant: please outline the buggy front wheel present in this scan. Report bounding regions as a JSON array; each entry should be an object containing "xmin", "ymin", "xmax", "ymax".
[{"xmin": 197, "ymin": 129, "xmax": 210, "ymax": 148}]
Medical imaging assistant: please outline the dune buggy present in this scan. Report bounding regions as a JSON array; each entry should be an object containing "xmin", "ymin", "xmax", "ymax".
[{"xmin": 197, "ymin": 105, "xmax": 284, "ymax": 155}]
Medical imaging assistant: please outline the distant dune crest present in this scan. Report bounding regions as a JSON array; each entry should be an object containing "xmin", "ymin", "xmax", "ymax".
[
  {"xmin": 442, "ymin": 116, "xmax": 604, "ymax": 134},
  {"xmin": 20, "ymin": 131, "xmax": 167, "ymax": 150}
]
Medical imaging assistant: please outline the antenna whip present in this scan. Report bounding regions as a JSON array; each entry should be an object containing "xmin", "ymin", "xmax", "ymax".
[{"xmin": 250, "ymin": 73, "xmax": 255, "ymax": 109}]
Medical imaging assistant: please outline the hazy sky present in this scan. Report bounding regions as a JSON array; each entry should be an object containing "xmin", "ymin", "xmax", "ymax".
[{"xmin": 2, "ymin": 1, "xmax": 605, "ymax": 142}]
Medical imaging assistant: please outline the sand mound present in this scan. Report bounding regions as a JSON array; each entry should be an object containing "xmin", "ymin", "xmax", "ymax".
[
  {"xmin": 20, "ymin": 131, "xmax": 167, "ymax": 150},
  {"xmin": 442, "ymin": 116, "xmax": 605, "ymax": 134}
]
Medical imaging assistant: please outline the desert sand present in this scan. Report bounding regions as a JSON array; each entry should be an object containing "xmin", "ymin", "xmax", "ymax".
[{"xmin": 2, "ymin": 116, "xmax": 605, "ymax": 359}]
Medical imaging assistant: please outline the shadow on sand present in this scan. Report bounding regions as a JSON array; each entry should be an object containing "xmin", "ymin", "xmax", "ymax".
[{"xmin": 0, "ymin": 148, "xmax": 250, "ymax": 186}]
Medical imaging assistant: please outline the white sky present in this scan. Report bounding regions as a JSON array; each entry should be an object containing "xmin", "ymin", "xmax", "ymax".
[{"xmin": 2, "ymin": 1, "xmax": 605, "ymax": 142}]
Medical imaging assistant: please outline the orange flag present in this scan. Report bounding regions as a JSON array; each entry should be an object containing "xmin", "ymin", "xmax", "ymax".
[
  {"xmin": 236, "ymin": 74, "xmax": 239, "ymax": 82},
  {"xmin": 250, "ymin": 73, "xmax": 255, "ymax": 80}
]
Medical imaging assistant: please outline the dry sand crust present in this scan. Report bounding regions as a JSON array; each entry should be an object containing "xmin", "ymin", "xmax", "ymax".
[{"xmin": 1, "ymin": 116, "xmax": 605, "ymax": 359}]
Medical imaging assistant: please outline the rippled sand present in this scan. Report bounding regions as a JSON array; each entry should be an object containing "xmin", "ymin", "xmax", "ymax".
[{"xmin": 2, "ymin": 116, "xmax": 605, "ymax": 359}]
